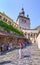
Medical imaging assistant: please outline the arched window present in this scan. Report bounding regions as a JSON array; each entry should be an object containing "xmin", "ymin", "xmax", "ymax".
[
  {"xmin": 8, "ymin": 21, "xmax": 11, "ymax": 25},
  {"xmin": 0, "ymin": 15, "xmax": 2, "ymax": 19},
  {"xmin": 31, "ymin": 34, "xmax": 32, "ymax": 37},
  {"xmin": 5, "ymin": 19, "xmax": 7, "ymax": 22},
  {"xmin": 25, "ymin": 32, "xmax": 27, "ymax": 36},
  {"xmin": 3, "ymin": 18, "xmax": 6, "ymax": 21},
  {"xmin": 25, "ymin": 33, "xmax": 26, "ymax": 35},
  {"xmin": 3, "ymin": 18, "xmax": 7, "ymax": 22}
]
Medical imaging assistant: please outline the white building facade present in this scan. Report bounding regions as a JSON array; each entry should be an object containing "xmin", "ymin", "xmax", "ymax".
[{"xmin": 17, "ymin": 8, "xmax": 40, "ymax": 43}]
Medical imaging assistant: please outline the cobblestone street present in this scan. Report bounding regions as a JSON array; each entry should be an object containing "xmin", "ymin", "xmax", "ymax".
[{"xmin": 0, "ymin": 43, "xmax": 40, "ymax": 65}]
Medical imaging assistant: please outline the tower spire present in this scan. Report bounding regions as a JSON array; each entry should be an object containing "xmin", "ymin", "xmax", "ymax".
[{"xmin": 19, "ymin": 7, "xmax": 25, "ymax": 16}]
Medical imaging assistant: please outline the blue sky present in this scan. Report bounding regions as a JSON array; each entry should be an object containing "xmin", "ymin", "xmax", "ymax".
[{"xmin": 0, "ymin": 0, "xmax": 40, "ymax": 29}]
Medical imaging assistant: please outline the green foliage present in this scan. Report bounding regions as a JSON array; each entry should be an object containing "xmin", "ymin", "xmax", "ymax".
[{"xmin": 0, "ymin": 20, "xmax": 23, "ymax": 36}]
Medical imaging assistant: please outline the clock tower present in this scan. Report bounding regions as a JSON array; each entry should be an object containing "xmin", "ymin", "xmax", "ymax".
[{"xmin": 17, "ymin": 8, "xmax": 30, "ymax": 30}]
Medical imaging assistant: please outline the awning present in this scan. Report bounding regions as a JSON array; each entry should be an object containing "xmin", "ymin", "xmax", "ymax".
[{"xmin": 0, "ymin": 30, "xmax": 26, "ymax": 39}]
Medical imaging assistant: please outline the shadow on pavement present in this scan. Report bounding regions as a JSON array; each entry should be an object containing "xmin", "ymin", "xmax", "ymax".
[
  {"xmin": 0, "ymin": 60, "xmax": 11, "ymax": 65},
  {"xmin": 24, "ymin": 55, "xmax": 30, "ymax": 58},
  {"xmin": 0, "ymin": 48, "xmax": 18, "ymax": 56}
]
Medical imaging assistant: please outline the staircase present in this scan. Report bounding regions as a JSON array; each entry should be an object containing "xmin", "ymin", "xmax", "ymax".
[
  {"xmin": 0, "ymin": 43, "xmax": 40, "ymax": 65},
  {"xmin": 23, "ymin": 43, "xmax": 40, "ymax": 65}
]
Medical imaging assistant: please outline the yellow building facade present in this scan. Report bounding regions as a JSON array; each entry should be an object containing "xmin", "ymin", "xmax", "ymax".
[{"xmin": 0, "ymin": 8, "xmax": 40, "ymax": 44}]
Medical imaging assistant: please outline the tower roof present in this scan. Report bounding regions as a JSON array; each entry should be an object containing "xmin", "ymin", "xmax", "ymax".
[
  {"xmin": 19, "ymin": 8, "xmax": 25, "ymax": 16},
  {"xmin": 17, "ymin": 8, "xmax": 30, "ymax": 21}
]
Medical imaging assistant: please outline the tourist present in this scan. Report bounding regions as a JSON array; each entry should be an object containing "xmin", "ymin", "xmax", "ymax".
[
  {"xmin": 0, "ymin": 44, "xmax": 4, "ymax": 54},
  {"xmin": 9, "ymin": 42, "xmax": 13, "ymax": 51},
  {"xmin": 19, "ymin": 41, "xmax": 23, "ymax": 59},
  {"xmin": 5, "ymin": 43, "xmax": 9, "ymax": 51},
  {"xmin": 2, "ymin": 44, "xmax": 4, "ymax": 52},
  {"xmin": 0, "ymin": 44, "xmax": 1, "ymax": 54}
]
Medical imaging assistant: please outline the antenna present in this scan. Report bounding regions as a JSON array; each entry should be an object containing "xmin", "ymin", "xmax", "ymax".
[{"xmin": 22, "ymin": 3, "xmax": 23, "ymax": 9}]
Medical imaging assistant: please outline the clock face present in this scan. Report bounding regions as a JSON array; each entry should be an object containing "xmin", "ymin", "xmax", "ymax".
[
  {"xmin": 19, "ymin": 19, "xmax": 30, "ymax": 29},
  {"xmin": 20, "ymin": 19, "xmax": 26, "ymax": 23}
]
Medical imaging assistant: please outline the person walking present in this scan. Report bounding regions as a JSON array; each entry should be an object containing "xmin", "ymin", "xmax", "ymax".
[
  {"xmin": 19, "ymin": 41, "xmax": 23, "ymax": 59},
  {"xmin": 9, "ymin": 42, "xmax": 13, "ymax": 51}
]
